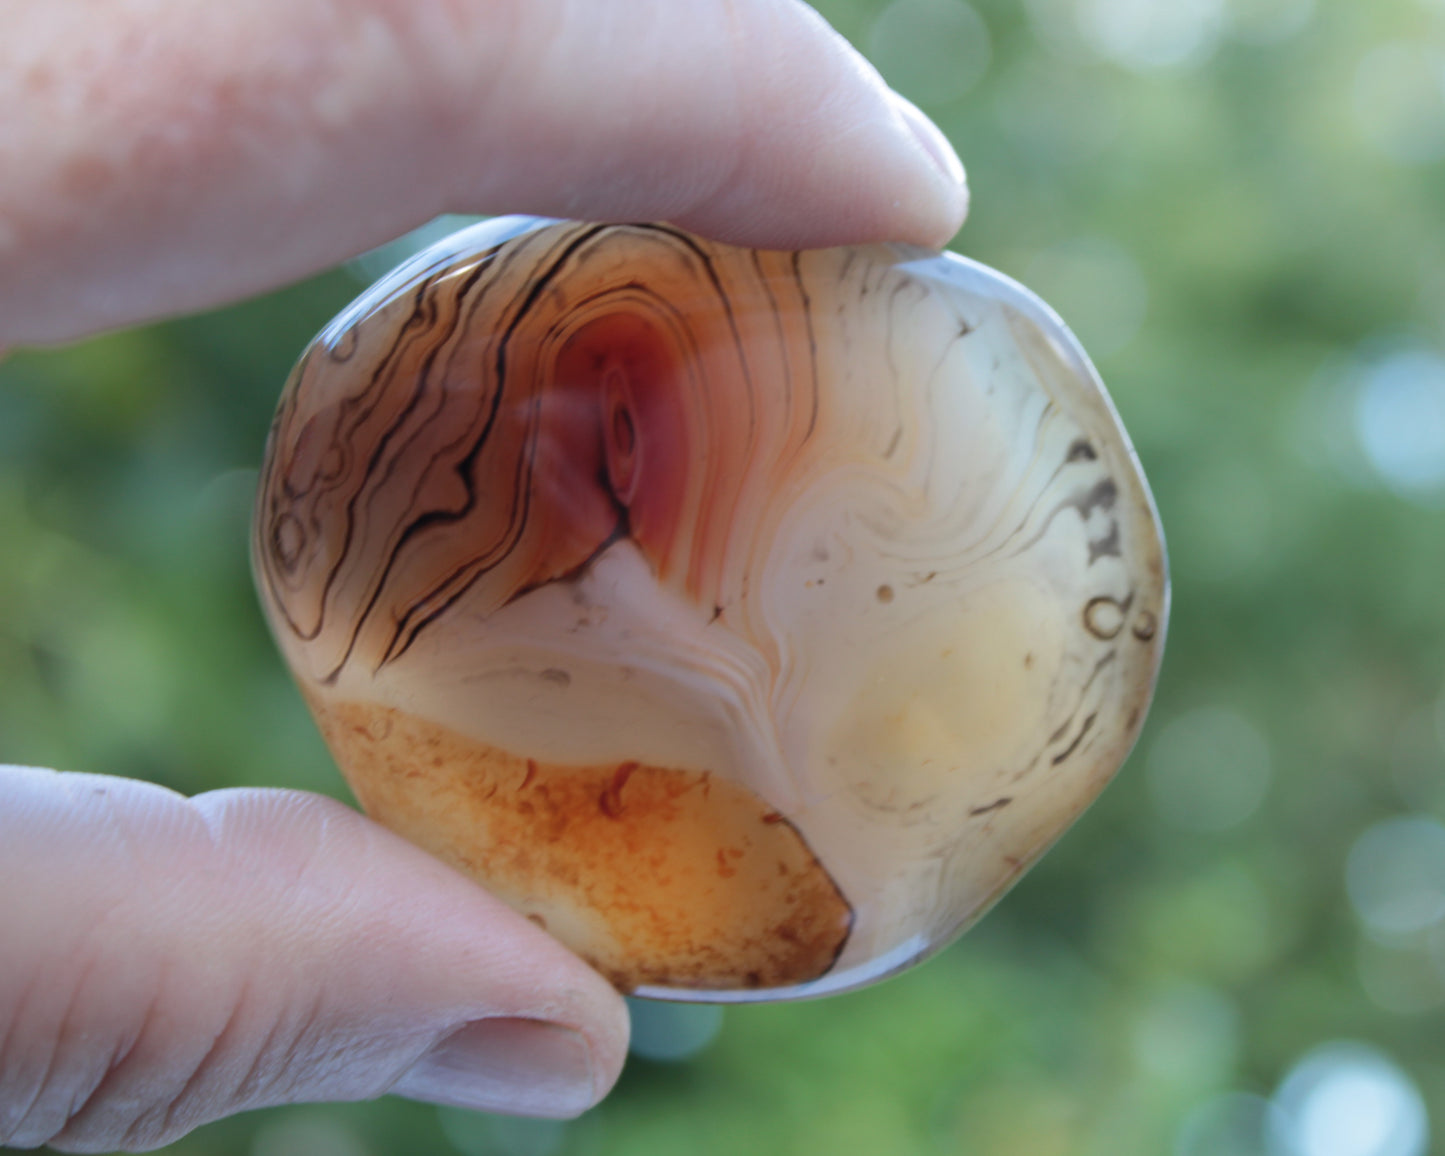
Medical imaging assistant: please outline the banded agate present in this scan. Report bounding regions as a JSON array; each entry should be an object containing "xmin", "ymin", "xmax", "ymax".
[{"xmin": 253, "ymin": 218, "xmax": 1167, "ymax": 1001}]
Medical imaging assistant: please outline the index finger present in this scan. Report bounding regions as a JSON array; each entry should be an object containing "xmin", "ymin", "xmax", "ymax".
[{"xmin": 0, "ymin": 0, "xmax": 967, "ymax": 345}]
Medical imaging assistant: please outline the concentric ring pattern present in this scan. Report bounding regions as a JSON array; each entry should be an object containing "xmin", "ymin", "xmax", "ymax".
[{"xmin": 253, "ymin": 218, "xmax": 1168, "ymax": 1000}]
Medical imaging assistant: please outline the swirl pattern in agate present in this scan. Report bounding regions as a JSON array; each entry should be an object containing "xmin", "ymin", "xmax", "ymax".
[{"xmin": 253, "ymin": 218, "xmax": 1168, "ymax": 1000}]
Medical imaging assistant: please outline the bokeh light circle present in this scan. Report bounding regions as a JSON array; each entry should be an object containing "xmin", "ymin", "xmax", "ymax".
[
  {"xmin": 1024, "ymin": 236, "xmax": 1148, "ymax": 357},
  {"xmin": 1226, "ymin": 0, "xmax": 1315, "ymax": 45},
  {"xmin": 627, "ymin": 998, "xmax": 725, "ymax": 1062},
  {"xmin": 1271, "ymin": 1042, "xmax": 1428, "ymax": 1156},
  {"xmin": 1346, "ymin": 815, "xmax": 1445, "ymax": 937},
  {"xmin": 1353, "ymin": 349, "xmax": 1445, "ymax": 501},
  {"xmin": 868, "ymin": 0, "xmax": 992, "ymax": 106},
  {"xmin": 1352, "ymin": 42, "xmax": 1445, "ymax": 165},
  {"xmin": 437, "ymin": 1110, "xmax": 567, "ymax": 1156},
  {"xmin": 1077, "ymin": 0, "xmax": 1225, "ymax": 71},
  {"xmin": 1175, "ymin": 1091, "xmax": 1281, "ymax": 1156},
  {"xmin": 1147, "ymin": 706, "xmax": 1272, "ymax": 832}
]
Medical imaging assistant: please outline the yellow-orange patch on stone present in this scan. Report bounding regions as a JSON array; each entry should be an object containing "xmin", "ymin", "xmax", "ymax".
[{"xmin": 312, "ymin": 698, "xmax": 852, "ymax": 992}]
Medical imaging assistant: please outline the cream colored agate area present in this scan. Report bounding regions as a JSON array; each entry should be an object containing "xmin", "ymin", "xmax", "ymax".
[{"xmin": 253, "ymin": 218, "xmax": 1167, "ymax": 1000}]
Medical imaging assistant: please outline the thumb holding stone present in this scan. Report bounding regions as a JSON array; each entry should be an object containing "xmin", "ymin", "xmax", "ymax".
[{"xmin": 0, "ymin": 766, "xmax": 628, "ymax": 1153}]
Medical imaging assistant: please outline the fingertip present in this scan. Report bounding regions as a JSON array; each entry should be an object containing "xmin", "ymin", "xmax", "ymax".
[
  {"xmin": 589, "ymin": 989, "xmax": 632, "ymax": 1103},
  {"xmin": 1, "ymin": 774, "xmax": 634, "ymax": 1146},
  {"xmin": 661, "ymin": 2, "xmax": 968, "ymax": 251},
  {"xmin": 0, "ymin": 0, "xmax": 973, "ymax": 341},
  {"xmin": 885, "ymin": 91, "xmax": 969, "ymax": 247},
  {"xmin": 392, "ymin": 1016, "xmax": 612, "ymax": 1119},
  {"xmin": 198, "ymin": 786, "xmax": 635, "ymax": 1106}
]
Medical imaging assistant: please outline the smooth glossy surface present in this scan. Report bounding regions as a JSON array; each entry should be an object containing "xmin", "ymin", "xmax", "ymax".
[{"xmin": 253, "ymin": 218, "xmax": 1168, "ymax": 1000}]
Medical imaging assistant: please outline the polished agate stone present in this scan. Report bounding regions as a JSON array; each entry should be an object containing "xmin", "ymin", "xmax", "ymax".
[{"xmin": 253, "ymin": 218, "xmax": 1168, "ymax": 1001}]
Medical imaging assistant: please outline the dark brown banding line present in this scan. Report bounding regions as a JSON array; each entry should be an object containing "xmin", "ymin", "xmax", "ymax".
[
  {"xmin": 750, "ymin": 248, "xmax": 797, "ymax": 430},
  {"xmin": 372, "ymin": 225, "xmax": 629, "ymax": 667},
  {"xmin": 790, "ymin": 251, "xmax": 822, "ymax": 443},
  {"xmin": 300, "ymin": 268, "xmax": 463, "ymax": 647},
  {"xmin": 1051, "ymin": 712, "xmax": 1097, "ymax": 766}
]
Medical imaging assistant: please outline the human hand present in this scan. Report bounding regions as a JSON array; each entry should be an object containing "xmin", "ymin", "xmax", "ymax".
[
  {"xmin": 0, "ymin": 1, "xmax": 967, "ymax": 1150},
  {"xmin": 0, "ymin": 0, "xmax": 965, "ymax": 347}
]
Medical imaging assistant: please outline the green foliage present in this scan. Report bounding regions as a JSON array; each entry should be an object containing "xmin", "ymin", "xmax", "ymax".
[{"xmin": 6, "ymin": 0, "xmax": 1445, "ymax": 1152}]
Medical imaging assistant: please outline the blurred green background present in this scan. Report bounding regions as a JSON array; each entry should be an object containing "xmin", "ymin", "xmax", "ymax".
[{"xmin": 6, "ymin": 0, "xmax": 1445, "ymax": 1152}]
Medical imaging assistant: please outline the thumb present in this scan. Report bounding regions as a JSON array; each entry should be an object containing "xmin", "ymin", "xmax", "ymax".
[{"xmin": 0, "ymin": 766, "xmax": 629, "ymax": 1153}]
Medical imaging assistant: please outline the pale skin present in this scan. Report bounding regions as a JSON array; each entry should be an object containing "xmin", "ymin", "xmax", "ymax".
[{"xmin": 0, "ymin": 1, "xmax": 966, "ymax": 1150}]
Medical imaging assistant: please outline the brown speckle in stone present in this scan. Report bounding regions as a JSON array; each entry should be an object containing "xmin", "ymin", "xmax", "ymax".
[{"xmin": 599, "ymin": 761, "xmax": 638, "ymax": 819}]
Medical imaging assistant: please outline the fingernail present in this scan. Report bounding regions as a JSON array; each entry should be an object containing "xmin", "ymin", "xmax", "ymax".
[
  {"xmin": 392, "ymin": 1018, "xmax": 597, "ymax": 1118},
  {"xmin": 888, "ymin": 91, "xmax": 965, "ymax": 190}
]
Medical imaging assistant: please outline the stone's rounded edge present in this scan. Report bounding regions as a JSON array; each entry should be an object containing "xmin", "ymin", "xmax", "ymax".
[
  {"xmin": 899, "ymin": 244, "xmax": 1172, "ymax": 692},
  {"xmin": 316, "ymin": 216, "xmax": 560, "ymax": 354},
  {"xmin": 632, "ymin": 933, "xmax": 933, "ymax": 1004},
  {"xmin": 881, "ymin": 243, "xmax": 1171, "ymax": 970},
  {"xmin": 249, "ymin": 215, "xmax": 564, "ymax": 683}
]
